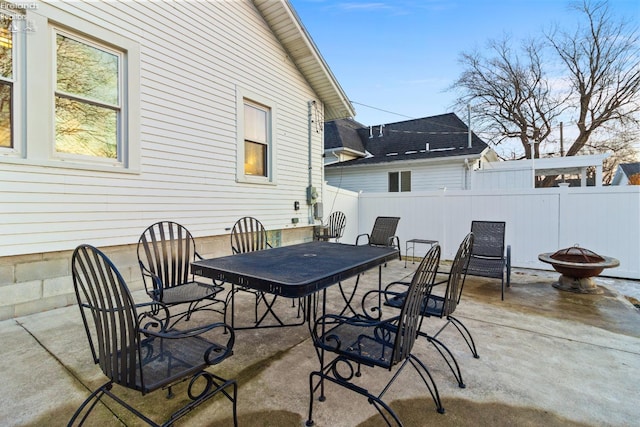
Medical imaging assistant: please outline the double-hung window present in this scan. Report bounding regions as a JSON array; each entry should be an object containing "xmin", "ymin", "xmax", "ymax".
[
  {"xmin": 244, "ymin": 101, "xmax": 268, "ymax": 177},
  {"xmin": 54, "ymin": 31, "xmax": 121, "ymax": 161},
  {"xmin": 237, "ymin": 88, "xmax": 276, "ymax": 184},
  {"xmin": 0, "ymin": 3, "xmax": 139, "ymax": 172},
  {"xmin": 389, "ymin": 171, "xmax": 411, "ymax": 192},
  {"xmin": 0, "ymin": 12, "xmax": 16, "ymax": 150}
]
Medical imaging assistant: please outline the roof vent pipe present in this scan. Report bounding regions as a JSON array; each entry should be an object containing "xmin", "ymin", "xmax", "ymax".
[
  {"xmin": 426, "ymin": 143, "xmax": 430, "ymax": 152},
  {"xmin": 369, "ymin": 126, "xmax": 373, "ymax": 139}
]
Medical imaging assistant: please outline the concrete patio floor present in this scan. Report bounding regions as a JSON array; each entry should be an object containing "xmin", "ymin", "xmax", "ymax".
[{"xmin": 1, "ymin": 259, "xmax": 639, "ymax": 426}]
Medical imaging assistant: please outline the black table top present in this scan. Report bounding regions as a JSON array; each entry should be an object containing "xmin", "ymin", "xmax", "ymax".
[{"xmin": 192, "ymin": 241, "xmax": 399, "ymax": 298}]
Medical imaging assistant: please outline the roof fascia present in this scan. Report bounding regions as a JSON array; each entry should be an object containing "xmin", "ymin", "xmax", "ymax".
[
  {"xmin": 328, "ymin": 153, "xmax": 483, "ymax": 169},
  {"xmin": 252, "ymin": 0, "xmax": 355, "ymax": 120}
]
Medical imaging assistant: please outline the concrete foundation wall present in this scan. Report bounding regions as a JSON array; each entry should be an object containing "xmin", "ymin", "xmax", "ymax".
[{"xmin": 0, "ymin": 227, "xmax": 313, "ymax": 321}]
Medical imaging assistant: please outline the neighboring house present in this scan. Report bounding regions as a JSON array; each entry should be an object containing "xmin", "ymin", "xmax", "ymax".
[
  {"xmin": 324, "ymin": 113, "xmax": 498, "ymax": 192},
  {"xmin": 611, "ymin": 162, "xmax": 640, "ymax": 185},
  {"xmin": 0, "ymin": 0, "xmax": 354, "ymax": 319}
]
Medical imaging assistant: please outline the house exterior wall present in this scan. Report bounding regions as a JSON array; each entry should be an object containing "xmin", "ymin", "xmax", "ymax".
[
  {"xmin": 0, "ymin": 0, "xmax": 325, "ymax": 318},
  {"xmin": 325, "ymin": 161, "xmax": 468, "ymax": 193},
  {"xmin": 0, "ymin": 227, "xmax": 309, "ymax": 320}
]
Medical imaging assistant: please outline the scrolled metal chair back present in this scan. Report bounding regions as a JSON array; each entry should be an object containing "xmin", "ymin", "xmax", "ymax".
[
  {"xmin": 443, "ymin": 232, "xmax": 474, "ymax": 316},
  {"xmin": 392, "ymin": 244, "xmax": 441, "ymax": 364},
  {"xmin": 138, "ymin": 221, "xmax": 196, "ymax": 288},
  {"xmin": 326, "ymin": 211, "xmax": 346, "ymax": 240},
  {"xmin": 72, "ymin": 244, "xmax": 141, "ymax": 389},
  {"xmin": 231, "ymin": 216, "xmax": 269, "ymax": 254}
]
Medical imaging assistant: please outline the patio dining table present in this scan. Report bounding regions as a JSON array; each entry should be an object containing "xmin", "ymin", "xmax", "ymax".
[{"xmin": 191, "ymin": 241, "xmax": 400, "ymax": 327}]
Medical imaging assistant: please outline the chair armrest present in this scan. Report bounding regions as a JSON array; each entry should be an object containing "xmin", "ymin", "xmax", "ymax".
[
  {"xmin": 361, "ymin": 286, "xmax": 407, "ymax": 318},
  {"xmin": 138, "ymin": 261, "xmax": 165, "ymax": 299},
  {"xmin": 355, "ymin": 233, "xmax": 370, "ymax": 245},
  {"xmin": 142, "ymin": 321, "xmax": 235, "ymax": 365},
  {"xmin": 142, "ymin": 321, "xmax": 232, "ymax": 339},
  {"xmin": 312, "ymin": 314, "xmax": 401, "ymax": 351},
  {"xmin": 311, "ymin": 313, "xmax": 387, "ymax": 340},
  {"xmin": 384, "ymin": 281, "xmax": 410, "ymax": 293}
]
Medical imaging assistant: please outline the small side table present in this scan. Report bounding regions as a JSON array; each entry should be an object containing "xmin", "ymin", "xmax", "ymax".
[{"xmin": 405, "ymin": 239, "xmax": 438, "ymax": 267}]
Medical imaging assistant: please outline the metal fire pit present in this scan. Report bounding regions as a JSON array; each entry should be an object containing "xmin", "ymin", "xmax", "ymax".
[{"xmin": 538, "ymin": 245, "xmax": 620, "ymax": 294}]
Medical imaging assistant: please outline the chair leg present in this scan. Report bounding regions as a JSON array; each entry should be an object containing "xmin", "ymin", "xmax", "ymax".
[
  {"xmin": 408, "ymin": 355, "xmax": 446, "ymax": 414},
  {"xmin": 418, "ymin": 331, "xmax": 466, "ymax": 388},
  {"xmin": 447, "ymin": 315, "xmax": 480, "ymax": 359},
  {"xmin": 307, "ymin": 367, "xmax": 404, "ymax": 427},
  {"xmin": 67, "ymin": 382, "xmax": 112, "ymax": 427},
  {"xmin": 307, "ymin": 356, "xmax": 444, "ymax": 426},
  {"xmin": 69, "ymin": 381, "xmax": 159, "ymax": 427}
]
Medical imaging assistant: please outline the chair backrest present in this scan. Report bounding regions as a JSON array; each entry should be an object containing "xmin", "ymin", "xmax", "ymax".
[
  {"xmin": 392, "ymin": 244, "xmax": 441, "ymax": 364},
  {"xmin": 368, "ymin": 216, "xmax": 400, "ymax": 246},
  {"xmin": 138, "ymin": 221, "xmax": 197, "ymax": 289},
  {"xmin": 231, "ymin": 216, "xmax": 269, "ymax": 254},
  {"xmin": 326, "ymin": 211, "xmax": 346, "ymax": 239},
  {"xmin": 72, "ymin": 244, "xmax": 142, "ymax": 389},
  {"xmin": 470, "ymin": 221, "xmax": 505, "ymax": 258},
  {"xmin": 441, "ymin": 232, "xmax": 474, "ymax": 316}
]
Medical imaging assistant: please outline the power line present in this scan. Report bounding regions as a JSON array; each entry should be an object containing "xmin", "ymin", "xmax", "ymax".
[{"xmin": 350, "ymin": 101, "xmax": 415, "ymax": 120}]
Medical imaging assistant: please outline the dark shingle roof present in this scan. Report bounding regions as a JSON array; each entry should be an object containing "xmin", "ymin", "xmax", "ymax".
[
  {"xmin": 620, "ymin": 162, "xmax": 640, "ymax": 177},
  {"xmin": 324, "ymin": 118, "xmax": 366, "ymax": 153},
  {"xmin": 325, "ymin": 113, "xmax": 488, "ymax": 167}
]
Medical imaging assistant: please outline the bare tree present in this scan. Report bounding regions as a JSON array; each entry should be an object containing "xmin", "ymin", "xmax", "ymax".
[
  {"xmin": 452, "ymin": 38, "xmax": 566, "ymax": 160},
  {"xmin": 578, "ymin": 123, "xmax": 640, "ymax": 184},
  {"xmin": 451, "ymin": 0, "xmax": 640, "ymax": 186},
  {"xmin": 541, "ymin": 0, "xmax": 640, "ymax": 186}
]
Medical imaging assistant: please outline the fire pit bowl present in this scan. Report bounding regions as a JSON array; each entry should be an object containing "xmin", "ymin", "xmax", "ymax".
[{"xmin": 538, "ymin": 245, "xmax": 620, "ymax": 294}]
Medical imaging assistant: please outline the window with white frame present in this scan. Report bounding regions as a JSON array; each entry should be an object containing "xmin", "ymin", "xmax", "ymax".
[
  {"xmin": 54, "ymin": 31, "xmax": 121, "ymax": 160},
  {"xmin": 0, "ymin": 12, "xmax": 15, "ymax": 149},
  {"xmin": 389, "ymin": 171, "xmax": 411, "ymax": 192},
  {"xmin": 237, "ymin": 88, "xmax": 276, "ymax": 184},
  {"xmin": 244, "ymin": 101, "xmax": 268, "ymax": 177},
  {"xmin": 0, "ymin": 4, "xmax": 139, "ymax": 172}
]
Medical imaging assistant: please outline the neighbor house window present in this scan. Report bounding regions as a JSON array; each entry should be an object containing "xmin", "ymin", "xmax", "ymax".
[
  {"xmin": 0, "ymin": 14, "xmax": 14, "ymax": 149},
  {"xmin": 236, "ymin": 88, "xmax": 276, "ymax": 184},
  {"xmin": 389, "ymin": 171, "xmax": 411, "ymax": 192},
  {"xmin": 55, "ymin": 31, "xmax": 121, "ymax": 160}
]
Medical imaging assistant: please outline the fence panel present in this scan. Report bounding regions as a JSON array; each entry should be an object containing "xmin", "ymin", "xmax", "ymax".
[{"xmin": 357, "ymin": 186, "xmax": 640, "ymax": 279}]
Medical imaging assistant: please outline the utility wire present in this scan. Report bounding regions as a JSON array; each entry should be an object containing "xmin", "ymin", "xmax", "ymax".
[{"xmin": 350, "ymin": 101, "xmax": 415, "ymax": 120}]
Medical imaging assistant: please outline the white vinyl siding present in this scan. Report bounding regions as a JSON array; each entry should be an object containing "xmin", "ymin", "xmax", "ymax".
[
  {"xmin": 0, "ymin": 0, "xmax": 325, "ymax": 257},
  {"xmin": 327, "ymin": 162, "xmax": 466, "ymax": 193}
]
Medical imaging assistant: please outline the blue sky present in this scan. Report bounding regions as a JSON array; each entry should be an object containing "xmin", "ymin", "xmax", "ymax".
[{"xmin": 290, "ymin": 0, "xmax": 640, "ymax": 128}]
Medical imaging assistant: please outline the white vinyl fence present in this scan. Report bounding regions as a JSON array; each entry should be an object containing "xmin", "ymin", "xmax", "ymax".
[{"xmin": 325, "ymin": 184, "xmax": 640, "ymax": 280}]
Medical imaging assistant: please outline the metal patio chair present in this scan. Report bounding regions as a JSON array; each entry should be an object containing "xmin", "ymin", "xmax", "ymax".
[
  {"xmin": 384, "ymin": 232, "xmax": 478, "ymax": 388},
  {"xmin": 314, "ymin": 211, "xmax": 346, "ymax": 242},
  {"xmin": 337, "ymin": 216, "xmax": 402, "ymax": 317},
  {"xmin": 228, "ymin": 216, "xmax": 300, "ymax": 328},
  {"xmin": 69, "ymin": 244, "xmax": 237, "ymax": 427},
  {"xmin": 137, "ymin": 221, "xmax": 224, "ymax": 325},
  {"xmin": 356, "ymin": 216, "xmax": 401, "ymax": 258},
  {"xmin": 467, "ymin": 220, "xmax": 511, "ymax": 300},
  {"xmin": 306, "ymin": 244, "xmax": 445, "ymax": 426}
]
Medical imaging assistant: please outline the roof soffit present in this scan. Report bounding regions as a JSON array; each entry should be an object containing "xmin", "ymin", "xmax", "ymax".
[{"xmin": 252, "ymin": 0, "xmax": 355, "ymax": 120}]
